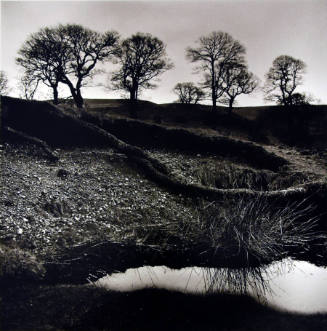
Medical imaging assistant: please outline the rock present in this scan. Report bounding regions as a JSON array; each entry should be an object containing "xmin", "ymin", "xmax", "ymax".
[
  {"xmin": 43, "ymin": 198, "xmax": 72, "ymax": 217},
  {"xmin": 57, "ymin": 168, "xmax": 69, "ymax": 178},
  {"xmin": 3, "ymin": 199, "xmax": 14, "ymax": 207},
  {"xmin": 26, "ymin": 215, "xmax": 36, "ymax": 224}
]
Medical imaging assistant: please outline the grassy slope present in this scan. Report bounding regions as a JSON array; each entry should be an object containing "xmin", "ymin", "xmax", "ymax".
[
  {"xmin": 85, "ymin": 100, "xmax": 326, "ymax": 151},
  {"xmin": 84, "ymin": 98, "xmax": 279, "ymax": 122}
]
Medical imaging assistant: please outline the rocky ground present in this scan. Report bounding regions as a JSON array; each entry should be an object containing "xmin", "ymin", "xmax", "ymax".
[{"xmin": 0, "ymin": 143, "xmax": 201, "ymax": 258}]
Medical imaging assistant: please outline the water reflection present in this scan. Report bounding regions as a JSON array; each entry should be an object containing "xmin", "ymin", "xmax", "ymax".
[
  {"xmin": 95, "ymin": 259, "xmax": 327, "ymax": 313},
  {"xmin": 266, "ymin": 260, "xmax": 327, "ymax": 313}
]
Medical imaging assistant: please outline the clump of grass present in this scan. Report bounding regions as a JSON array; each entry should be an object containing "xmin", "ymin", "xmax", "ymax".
[
  {"xmin": 194, "ymin": 162, "xmax": 310, "ymax": 191},
  {"xmin": 49, "ymin": 192, "xmax": 320, "ymax": 298},
  {"xmin": 108, "ymin": 196, "xmax": 318, "ymax": 262},
  {"xmin": 0, "ymin": 244, "xmax": 45, "ymax": 283},
  {"xmin": 207, "ymin": 198, "xmax": 317, "ymax": 259},
  {"xmin": 193, "ymin": 162, "xmax": 276, "ymax": 190},
  {"xmin": 197, "ymin": 197, "xmax": 319, "ymax": 296}
]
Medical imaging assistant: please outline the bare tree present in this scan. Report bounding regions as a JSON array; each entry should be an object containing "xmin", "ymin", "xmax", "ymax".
[
  {"xmin": 218, "ymin": 63, "xmax": 258, "ymax": 113},
  {"xmin": 111, "ymin": 33, "xmax": 173, "ymax": 101},
  {"xmin": 277, "ymin": 92, "xmax": 318, "ymax": 106},
  {"xmin": 173, "ymin": 82, "xmax": 205, "ymax": 104},
  {"xmin": 0, "ymin": 71, "xmax": 9, "ymax": 95},
  {"xmin": 16, "ymin": 27, "xmax": 63, "ymax": 104},
  {"xmin": 264, "ymin": 55, "xmax": 306, "ymax": 107},
  {"xmin": 18, "ymin": 75, "xmax": 40, "ymax": 100},
  {"xmin": 17, "ymin": 24, "xmax": 119, "ymax": 108},
  {"xmin": 186, "ymin": 31, "xmax": 246, "ymax": 111},
  {"xmin": 56, "ymin": 24, "xmax": 120, "ymax": 108}
]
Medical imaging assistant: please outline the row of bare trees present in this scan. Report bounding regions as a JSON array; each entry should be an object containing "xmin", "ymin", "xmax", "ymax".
[
  {"xmin": 3, "ymin": 24, "xmax": 309, "ymax": 111},
  {"xmin": 174, "ymin": 32, "xmax": 308, "ymax": 111},
  {"xmin": 14, "ymin": 25, "xmax": 173, "ymax": 109}
]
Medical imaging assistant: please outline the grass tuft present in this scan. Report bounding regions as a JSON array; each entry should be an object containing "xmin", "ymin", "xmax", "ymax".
[
  {"xmin": 198, "ymin": 197, "xmax": 319, "ymax": 296},
  {"xmin": 0, "ymin": 244, "xmax": 45, "ymax": 284}
]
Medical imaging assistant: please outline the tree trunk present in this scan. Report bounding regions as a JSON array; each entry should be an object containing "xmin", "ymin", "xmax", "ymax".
[
  {"xmin": 60, "ymin": 75, "xmax": 84, "ymax": 109},
  {"xmin": 211, "ymin": 61, "xmax": 217, "ymax": 112},
  {"xmin": 75, "ymin": 89, "xmax": 84, "ymax": 109},
  {"xmin": 130, "ymin": 81, "xmax": 138, "ymax": 101},
  {"xmin": 130, "ymin": 89, "xmax": 136, "ymax": 101},
  {"xmin": 212, "ymin": 95, "xmax": 217, "ymax": 112},
  {"xmin": 68, "ymin": 88, "xmax": 84, "ymax": 109},
  {"xmin": 228, "ymin": 98, "xmax": 234, "ymax": 115},
  {"xmin": 52, "ymin": 86, "xmax": 59, "ymax": 105},
  {"xmin": 129, "ymin": 87, "xmax": 138, "ymax": 118},
  {"xmin": 65, "ymin": 79, "xmax": 84, "ymax": 109}
]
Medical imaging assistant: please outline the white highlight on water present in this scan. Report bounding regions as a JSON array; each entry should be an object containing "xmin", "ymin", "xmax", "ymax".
[{"xmin": 95, "ymin": 259, "xmax": 327, "ymax": 313}]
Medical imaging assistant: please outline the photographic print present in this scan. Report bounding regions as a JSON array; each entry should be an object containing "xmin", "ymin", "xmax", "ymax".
[{"xmin": 1, "ymin": 0, "xmax": 327, "ymax": 330}]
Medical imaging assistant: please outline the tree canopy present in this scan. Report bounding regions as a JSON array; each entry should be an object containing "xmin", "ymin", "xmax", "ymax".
[
  {"xmin": 264, "ymin": 55, "xmax": 306, "ymax": 107},
  {"xmin": 56, "ymin": 24, "xmax": 120, "ymax": 108},
  {"xmin": 14, "ymin": 25, "xmax": 316, "ymax": 109},
  {"xmin": 173, "ymin": 82, "xmax": 205, "ymax": 104},
  {"xmin": 0, "ymin": 71, "xmax": 9, "ymax": 95},
  {"xmin": 186, "ymin": 31, "xmax": 246, "ymax": 111},
  {"xmin": 218, "ymin": 63, "xmax": 258, "ymax": 112},
  {"xmin": 17, "ymin": 24, "xmax": 120, "ymax": 108},
  {"xmin": 111, "ymin": 32, "xmax": 173, "ymax": 101},
  {"xmin": 18, "ymin": 74, "xmax": 40, "ymax": 100}
]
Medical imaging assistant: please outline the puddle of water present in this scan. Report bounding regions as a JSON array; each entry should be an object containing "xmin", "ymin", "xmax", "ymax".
[
  {"xmin": 266, "ymin": 260, "xmax": 327, "ymax": 313},
  {"xmin": 95, "ymin": 259, "xmax": 327, "ymax": 314},
  {"xmin": 95, "ymin": 266, "xmax": 208, "ymax": 293}
]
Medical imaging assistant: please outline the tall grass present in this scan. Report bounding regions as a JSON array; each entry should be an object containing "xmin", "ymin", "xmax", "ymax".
[{"xmin": 198, "ymin": 197, "xmax": 318, "ymax": 296}]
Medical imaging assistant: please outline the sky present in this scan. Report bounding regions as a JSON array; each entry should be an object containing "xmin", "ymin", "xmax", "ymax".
[{"xmin": 1, "ymin": 0, "xmax": 327, "ymax": 106}]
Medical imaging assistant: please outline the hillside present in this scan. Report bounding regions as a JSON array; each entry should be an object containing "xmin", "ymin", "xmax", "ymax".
[
  {"xmin": 1, "ymin": 96, "xmax": 327, "ymax": 331},
  {"xmin": 82, "ymin": 98, "xmax": 327, "ymax": 147}
]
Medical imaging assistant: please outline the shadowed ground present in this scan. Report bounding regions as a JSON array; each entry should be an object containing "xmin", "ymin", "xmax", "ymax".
[{"xmin": 1, "ymin": 284, "xmax": 327, "ymax": 331}]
